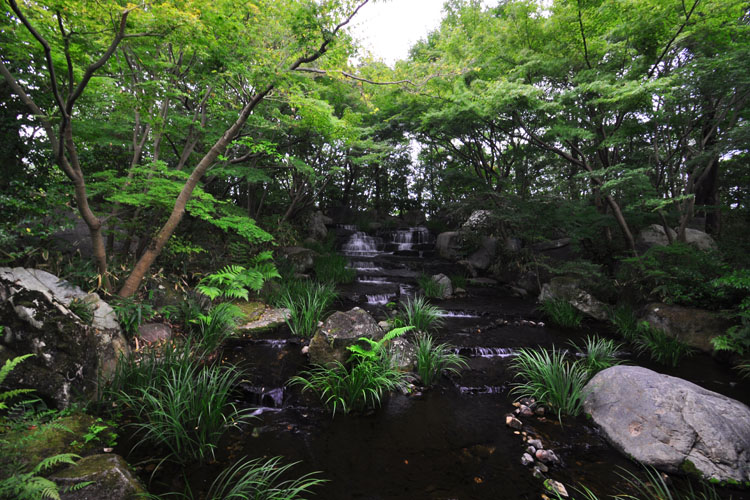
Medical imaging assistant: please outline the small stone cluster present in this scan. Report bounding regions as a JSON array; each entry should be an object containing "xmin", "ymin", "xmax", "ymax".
[{"xmin": 505, "ymin": 398, "xmax": 568, "ymax": 498}]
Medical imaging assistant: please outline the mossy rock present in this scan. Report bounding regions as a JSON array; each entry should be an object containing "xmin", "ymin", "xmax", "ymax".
[
  {"xmin": 0, "ymin": 412, "xmax": 99, "ymax": 477},
  {"xmin": 234, "ymin": 300, "xmax": 266, "ymax": 322},
  {"xmin": 51, "ymin": 454, "xmax": 146, "ymax": 499}
]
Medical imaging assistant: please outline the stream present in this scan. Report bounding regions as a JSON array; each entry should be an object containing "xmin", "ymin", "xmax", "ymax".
[{"xmin": 135, "ymin": 227, "xmax": 750, "ymax": 499}]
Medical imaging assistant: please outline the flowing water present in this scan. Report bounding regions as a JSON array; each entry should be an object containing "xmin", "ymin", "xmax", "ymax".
[{"xmin": 130, "ymin": 227, "xmax": 750, "ymax": 499}]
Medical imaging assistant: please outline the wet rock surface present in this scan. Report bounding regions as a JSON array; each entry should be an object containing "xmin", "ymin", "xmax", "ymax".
[
  {"xmin": 584, "ymin": 365, "xmax": 750, "ymax": 482},
  {"xmin": 539, "ymin": 276, "xmax": 608, "ymax": 321},
  {"xmin": 641, "ymin": 303, "xmax": 731, "ymax": 353},
  {"xmin": 308, "ymin": 307, "xmax": 383, "ymax": 365},
  {"xmin": 51, "ymin": 454, "xmax": 146, "ymax": 500}
]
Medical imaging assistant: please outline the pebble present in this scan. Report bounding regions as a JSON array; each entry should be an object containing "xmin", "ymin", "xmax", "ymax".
[
  {"xmin": 536, "ymin": 462, "xmax": 549, "ymax": 473},
  {"xmin": 527, "ymin": 439, "xmax": 543, "ymax": 449},
  {"xmin": 519, "ymin": 405, "xmax": 534, "ymax": 417},
  {"xmin": 521, "ymin": 453, "xmax": 535, "ymax": 466},
  {"xmin": 545, "ymin": 480, "xmax": 568, "ymax": 498},
  {"xmin": 533, "ymin": 467, "xmax": 546, "ymax": 479},
  {"xmin": 535, "ymin": 406, "xmax": 546, "ymax": 416},
  {"xmin": 526, "ymin": 446, "xmax": 536, "ymax": 455},
  {"xmin": 505, "ymin": 415, "xmax": 523, "ymax": 430},
  {"xmin": 301, "ymin": 345, "xmax": 309, "ymax": 355}
]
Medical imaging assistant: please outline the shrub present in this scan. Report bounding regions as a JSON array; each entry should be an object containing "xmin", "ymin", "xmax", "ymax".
[
  {"xmin": 568, "ymin": 335, "xmax": 622, "ymax": 377},
  {"xmin": 538, "ymin": 299, "xmax": 584, "ymax": 328},
  {"xmin": 633, "ymin": 322, "xmax": 694, "ymax": 367},
  {"xmin": 417, "ymin": 274, "xmax": 445, "ymax": 299},
  {"xmin": 414, "ymin": 333, "xmax": 467, "ymax": 386},
  {"xmin": 313, "ymin": 254, "xmax": 355, "ymax": 284},
  {"xmin": 609, "ymin": 304, "xmax": 640, "ymax": 341},
  {"xmin": 111, "ymin": 297, "xmax": 156, "ymax": 339},
  {"xmin": 393, "ymin": 296, "xmax": 445, "ymax": 334},
  {"xmin": 288, "ymin": 328, "xmax": 412, "ymax": 416},
  {"xmin": 279, "ymin": 281, "xmax": 337, "ymax": 338},
  {"xmin": 510, "ymin": 348, "xmax": 588, "ymax": 420},
  {"xmin": 711, "ymin": 269, "xmax": 750, "ymax": 357},
  {"xmin": 619, "ymin": 243, "xmax": 728, "ymax": 309}
]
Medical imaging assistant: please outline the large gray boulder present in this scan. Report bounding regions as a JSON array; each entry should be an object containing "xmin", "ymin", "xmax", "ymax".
[
  {"xmin": 636, "ymin": 224, "xmax": 718, "ymax": 253},
  {"xmin": 683, "ymin": 228, "xmax": 718, "ymax": 252},
  {"xmin": 641, "ymin": 303, "xmax": 731, "ymax": 353},
  {"xmin": 538, "ymin": 276, "xmax": 608, "ymax": 321},
  {"xmin": 436, "ymin": 231, "xmax": 462, "ymax": 260},
  {"xmin": 307, "ymin": 211, "xmax": 332, "ymax": 242},
  {"xmin": 279, "ymin": 246, "xmax": 317, "ymax": 273},
  {"xmin": 584, "ymin": 366, "xmax": 750, "ymax": 482},
  {"xmin": 467, "ymin": 236, "xmax": 498, "ymax": 271},
  {"xmin": 0, "ymin": 268, "xmax": 130, "ymax": 408},
  {"xmin": 308, "ymin": 307, "xmax": 383, "ymax": 366},
  {"xmin": 51, "ymin": 454, "xmax": 146, "ymax": 500},
  {"xmin": 431, "ymin": 273, "xmax": 453, "ymax": 299}
]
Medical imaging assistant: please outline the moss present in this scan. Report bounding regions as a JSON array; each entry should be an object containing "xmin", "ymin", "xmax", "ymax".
[
  {"xmin": 233, "ymin": 301, "xmax": 265, "ymax": 322},
  {"xmin": 0, "ymin": 412, "xmax": 98, "ymax": 474},
  {"xmin": 680, "ymin": 459, "xmax": 701, "ymax": 477}
]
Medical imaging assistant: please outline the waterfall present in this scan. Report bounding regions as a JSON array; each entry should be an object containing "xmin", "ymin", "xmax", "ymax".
[{"xmin": 341, "ymin": 232, "xmax": 381, "ymax": 257}]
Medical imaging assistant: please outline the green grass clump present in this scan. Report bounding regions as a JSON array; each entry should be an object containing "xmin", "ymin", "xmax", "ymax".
[
  {"xmin": 609, "ymin": 304, "xmax": 640, "ymax": 341},
  {"xmin": 106, "ymin": 342, "xmax": 254, "ymax": 464},
  {"xmin": 202, "ymin": 456, "xmax": 325, "ymax": 500},
  {"xmin": 510, "ymin": 347, "xmax": 588, "ymax": 420},
  {"xmin": 313, "ymin": 254, "xmax": 355, "ymax": 284},
  {"xmin": 288, "ymin": 328, "xmax": 412, "ymax": 416},
  {"xmin": 633, "ymin": 322, "xmax": 695, "ymax": 367},
  {"xmin": 189, "ymin": 302, "xmax": 245, "ymax": 353},
  {"xmin": 279, "ymin": 280, "xmax": 338, "ymax": 338},
  {"xmin": 538, "ymin": 299, "xmax": 584, "ymax": 328},
  {"xmin": 569, "ymin": 335, "xmax": 622, "ymax": 377},
  {"xmin": 417, "ymin": 274, "xmax": 446, "ymax": 299},
  {"xmin": 393, "ymin": 296, "xmax": 445, "ymax": 333},
  {"xmin": 414, "ymin": 333, "xmax": 467, "ymax": 386}
]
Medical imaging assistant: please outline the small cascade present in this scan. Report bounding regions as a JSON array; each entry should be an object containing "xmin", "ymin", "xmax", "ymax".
[
  {"xmin": 366, "ymin": 294, "xmax": 393, "ymax": 305},
  {"xmin": 453, "ymin": 346, "xmax": 516, "ymax": 358},
  {"xmin": 238, "ymin": 383, "xmax": 286, "ymax": 408},
  {"xmin": 348, "ymin": 260, "xmax": 380, "ymax": 271},
  {"xmin": 357, "ymin": 276, "xmax": 391, "ymax": 284},
  {"xmin": 438, "ymin": 311, "xmax": 480, "ymax": 318},
  {"xmin": 341, "ymin": 232, "xmax": 381, "ymax": 257},
  {"xmin": 386, "ymin": 226, "xmax": 434, "ymax": 256},
  {"xmin": 457, "ymin": 385, "xmax": 507, "ymax": 395}
]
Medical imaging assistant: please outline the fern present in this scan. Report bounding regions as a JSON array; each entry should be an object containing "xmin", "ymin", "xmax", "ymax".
[
  {"xmin": 0, "ymin": 354, "xmax": 35, "ymax": 411},
  {"xmin": 0, "ymin": 454, "xmax": 80, "ymax": 500},
  {"xmin": 196, "ymin": 258, "xmax": 280, "ymax": 302},
  {"xmin": 348, "ymin": 327, "xmax": 413, "ymax": 361}
]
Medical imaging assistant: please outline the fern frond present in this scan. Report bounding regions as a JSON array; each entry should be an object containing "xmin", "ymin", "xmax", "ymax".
[
  {"xmin": 33, "ymin": 453, "xmax": 80, "ymax": 474},
  {"xmin": 0, "ymin": 354, "xmax": 34, "ymax": 385}
]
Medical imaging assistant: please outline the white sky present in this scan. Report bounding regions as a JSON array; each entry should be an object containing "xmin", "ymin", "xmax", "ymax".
[{"xmin": 350, "ymin": 0, "xmax": 447, "ymax": 65}]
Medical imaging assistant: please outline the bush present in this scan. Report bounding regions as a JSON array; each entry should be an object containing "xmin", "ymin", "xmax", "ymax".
[
  {"xmin": 414, "ymin": 333, "xmax": 467, "ymax": 386},
  {"xmin": 288, "ymin": 328, "xmax": 412, "ymax": 416},
  {"xmin": 510, "ymin": 348, "xmax": 588, "ymax": 420},
  {"xmin": 619, "ymin": 243, "xmax": 728, "ymax": 309},
  {"xmin": 568, "ymin": 335, "xmax": 622, "ymax": 377},
  {"xmin": 393, "ymin": 296, "xmax": 445, "ymax": 333},
  {"xmin": 633, "ymin": 322, "xmax": 694, "ymax": 367},
  {"xmin": 279, "ymin": 281, "xmax": 338, "ymax": 338},
  {"xmin": 711, "ymin": 269, "xmax": 750, "ymax": 357},
  {"xmin": 313, "ymin": 254, "xmax": 355, "ymax": 284},
  {"xmin": 538, "ymin": 299, "xmax": 584, "ymax": 328},
  {"xmin": 111, "ymin": 298, "xmax": 156, "ymax": 339}
]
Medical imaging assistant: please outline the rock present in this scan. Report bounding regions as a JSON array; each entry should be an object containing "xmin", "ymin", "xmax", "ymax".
[
  {"xmin": 279, "ymin": 247, "xmax": 317, "ymax": 273},
  {"xmin": 0, "ymin": 268, "xmax": 129, "ymax": 408},
  {"xmin": 504, "ymin": 237, "xmax": 523, "ymax": 253},
  {"xmin": 308, "ymin": 308, "xmax": 383, "ymax": 366},
  {"xmin": 461, "ymin": 210, "xmax": 493, "ymax": 231},
  {"xmin": 51, "ymin": 454, "xmax": 146, "ymax": 500},
  {"xmin": 137, "ymin": 323, "xmax": 171, "ymax": 344},
  {"xmin": 386, "ymin": 337, "xmax": 417, "ymax": 372},
  {"xmin": 536, "ymin": 462, "xmax": 549, "ymax": 473},
  {"xmin": 467, "ymin": 236, "xmax": 498, "ymax": 271},
  {"xmin": 431, "ymin": 273, "xmax": 453, "ymax": 299},
  {"xmin": 521, "ymin": 453, "xmax": 535, "ymax": 466},
  {"xmin": 237, "ymin": 306, "xmax": 288, "ymax": 334},
  {"xmin": 456, "ymin": 260, "xmax": 477, "ymax": 278},
  {"xmin": 641, "ymin": 303, "xmax": 731, "ymax": 353},
  {"xmin": 636, "ymin": 224, "xmax": 718, "ymax": 253},
  {"xmin": 536, "ymin": 449, "xmax": 560, "ymax": 464},
  {"xmin": 436, "ymin": 231, "xmax": 463, "ymax": 260},
  {"xmin": 526, "ymin": 446, "xmax": 536, "ymax": 455},
  {"xmin": 538, "ymin": 276, "xmax": 608, "ymax": 321},
  {"xmin": 527, "ymin": 439, "xmax": 543, "ymax": 449},
  {"xmin": 532, "ymin": 238, "xmax": 571, "ymax": 252},
  {"xmin": 454, "ymin": 287, "xmax": 466, "ymax": 295},
  {"xmin": 583, "ymin": 365, "xmax": 750, "ymax": 482},
  {"xmin": 683, "ymin": 228, "xmax": 718, "ymax": 252},
  {"xmin": 506, "ymin": 415, "xmax": 523, "ymax": 430},
  {"xmin": 545, "ymin": 479, "xmax": 568, "ymax": 498},
  {"xmin": 636, "ymin": 224, "xmax": 677, "ymax": 252},
  {"xmin": 468, "ymin": 277, "xmax": 498, "ymax": 287},
  {"xmin": 519, "ymin": 405, "xmax": 534, "ymax": 417},
  {"xmin": 307, "ymin": 211, "xmax": 332, "ymax": 242}
]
